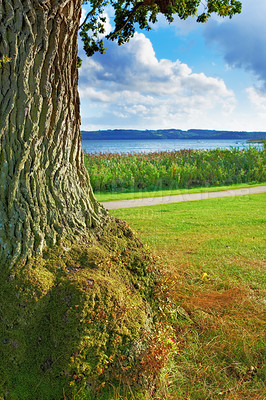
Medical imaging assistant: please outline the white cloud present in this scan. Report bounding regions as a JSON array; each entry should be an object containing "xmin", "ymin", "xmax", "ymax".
[
  {"xmin": 247, "ymin": 87, "xmax": 266, "ymax": 114},
  {"xmin": 79, "ymin": 32, "xmax": 236, "ymax": 130}
]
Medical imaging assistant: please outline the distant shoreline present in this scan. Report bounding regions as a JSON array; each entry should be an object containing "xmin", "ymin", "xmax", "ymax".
[
  {"xmin": 81, "ymin": 129, "xmax": 266, "ymax": 141},
  {"xmin": 247, "ymin": 139, "xmax": 264, "ymax": 143}
]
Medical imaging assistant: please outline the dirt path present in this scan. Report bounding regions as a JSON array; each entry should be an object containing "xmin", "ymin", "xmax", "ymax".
[{"xmin": 101, "ymin": 186, "xmax": 266, "ymax": 210}]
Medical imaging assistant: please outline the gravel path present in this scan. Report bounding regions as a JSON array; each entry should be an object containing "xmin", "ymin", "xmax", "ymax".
[{"xmin": 101, "ymin": 186, "xmax": 266, "ymax": 210}]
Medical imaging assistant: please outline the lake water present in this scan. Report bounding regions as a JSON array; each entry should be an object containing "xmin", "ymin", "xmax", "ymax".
[{"xmin": 82, "ymin": 139, "xmax": 262, "ymax": 154}]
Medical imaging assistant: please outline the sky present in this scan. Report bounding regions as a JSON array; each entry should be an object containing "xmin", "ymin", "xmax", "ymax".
[{"xmin": 78, "ymin": 0, "xmax": 266, "ymax": 132}]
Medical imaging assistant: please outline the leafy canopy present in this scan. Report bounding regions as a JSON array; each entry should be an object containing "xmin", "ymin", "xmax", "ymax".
[{"xmin": 80, "ymin": 0, "xmax": 242, "ymax": 56}]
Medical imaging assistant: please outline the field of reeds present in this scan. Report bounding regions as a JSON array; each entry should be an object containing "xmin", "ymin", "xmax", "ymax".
[{"xmin": 84, "ymin": 146, "xmax": 265, "ymax": 193}]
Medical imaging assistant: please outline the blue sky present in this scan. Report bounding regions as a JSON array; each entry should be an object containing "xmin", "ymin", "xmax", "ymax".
[{"xmin": 79, "ymin": 0, "xmax": 266, "ymax": 132}]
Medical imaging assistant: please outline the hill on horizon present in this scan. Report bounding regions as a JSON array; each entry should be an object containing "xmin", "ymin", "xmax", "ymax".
[{"xmin": 81, "ymin": 129, "xmax": 266, "ymax": 141}]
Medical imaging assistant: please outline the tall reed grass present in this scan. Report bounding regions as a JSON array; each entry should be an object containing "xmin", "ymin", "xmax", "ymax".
[{"xmin": 84, "ymin": 146, "xmax": 265, "ymax": 192}]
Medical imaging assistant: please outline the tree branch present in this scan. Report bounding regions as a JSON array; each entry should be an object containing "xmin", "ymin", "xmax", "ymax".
[
  {"xmin": 79, "ymin": 1, "xmax": 103, "ymax": 29},
  {"xmin": 106, "ymin": 1, "xmax": 146, "ymax": 40}
]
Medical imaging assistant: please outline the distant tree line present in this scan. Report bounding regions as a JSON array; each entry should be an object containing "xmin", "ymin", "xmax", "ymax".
[{"xmin": 82, "ymin": 129, "xmax": 266, "ymax": 141}]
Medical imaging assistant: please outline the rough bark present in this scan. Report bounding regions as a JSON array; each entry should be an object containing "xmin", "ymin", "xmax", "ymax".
[{"xmin": 0, "ymin": 0, "xmax": 107, "ymax": 267}]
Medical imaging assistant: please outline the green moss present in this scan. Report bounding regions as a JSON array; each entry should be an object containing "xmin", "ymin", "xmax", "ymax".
[{"xmin": 0, "ymin": 218, "xmax": 158, "ymax": 399}]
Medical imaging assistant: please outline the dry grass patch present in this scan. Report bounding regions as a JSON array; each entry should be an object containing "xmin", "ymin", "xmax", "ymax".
[{"xmin": 182, "ymin": 287, "xmax": 246, "ymax": 311}]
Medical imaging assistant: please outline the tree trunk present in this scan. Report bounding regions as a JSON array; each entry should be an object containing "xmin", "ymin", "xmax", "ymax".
[
  {"xmin": 0, "ymin": 0, "xmax": 107, "ymax": 267},
  {"xmin": 0, "ymin": 3, "xmax": 165, "ymax": 397}
]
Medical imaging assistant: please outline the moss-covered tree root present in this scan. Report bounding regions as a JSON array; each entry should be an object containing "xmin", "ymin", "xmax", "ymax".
[{"xmin": 0, "ymin": 218, "xmax": 162, "ymax": 399}]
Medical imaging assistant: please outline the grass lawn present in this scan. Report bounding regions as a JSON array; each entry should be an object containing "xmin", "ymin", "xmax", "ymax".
[
  {"xmin": 110, "ymin": 193, "xmax": 266, "ymax": 400},
  {"xmin": 95, "ymin": 182, "xmax": 266, "ymax": 202}
]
